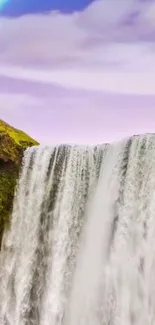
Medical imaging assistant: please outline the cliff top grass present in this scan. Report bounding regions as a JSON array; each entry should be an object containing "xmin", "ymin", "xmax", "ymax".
[
  {"xmin": 0, "ymin": 119, "xmax": 39, "ymax": 149},
  {"xmin": 0, "ymin": 120, "xmax": 39, "ymax": 165}
]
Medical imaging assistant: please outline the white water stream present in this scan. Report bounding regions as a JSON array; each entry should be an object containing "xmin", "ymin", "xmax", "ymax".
[{"xmin": 1, "ymin": 136, "xmax": 155, "ymax": 325}]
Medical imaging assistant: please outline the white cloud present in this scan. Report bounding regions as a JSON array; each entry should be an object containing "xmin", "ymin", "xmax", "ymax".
[
  {"xmin": 0, "ymin": 63, "xmax": 155, "ymax": 95},
  {"xmin": 78, "ymin": 0, "xmax": 155, "ymax": 39},
  {"xmin": 0, "ymin": 0, "xmax": 155, "ymax": 96},
  {"xmin": 0, "ymin": 0, "xmax": 155, "ymax": 65},
  {"xmin": 140, "ymin": 2, "xmax": 155, "ymax": 28}
]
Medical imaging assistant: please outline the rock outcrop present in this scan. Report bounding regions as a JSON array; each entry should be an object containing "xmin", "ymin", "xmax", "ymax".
[{"xmin": 0, "ymin": 120, "xmax": 39, "ymax": 248}]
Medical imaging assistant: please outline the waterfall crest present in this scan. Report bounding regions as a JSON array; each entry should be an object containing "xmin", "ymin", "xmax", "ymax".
[{"xmin": 1, "ymin": 135, "xmax": 155, "ymax": 325}]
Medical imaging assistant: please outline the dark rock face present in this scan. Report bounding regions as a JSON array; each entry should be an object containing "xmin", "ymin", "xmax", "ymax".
[{"xmin": 0, "ymin": 120, "xmax": 39, "ymax": 248}]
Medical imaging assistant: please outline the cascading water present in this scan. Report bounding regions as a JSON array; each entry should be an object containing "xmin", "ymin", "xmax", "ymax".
[
  {"xmin": 0, "ymin": 144, "xmax": 107, "ymax": 325},
  {"xmin": 1, "ymin": 135, "xmax": 155, "ymax": 325}
]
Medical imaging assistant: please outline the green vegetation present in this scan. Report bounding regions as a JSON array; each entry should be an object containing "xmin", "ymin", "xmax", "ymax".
[
  {"xmin": 0, "ymin": 169, "xmax": 17, "ymax": 240},
  {"xmin": 0, "ymin": 120, "xmax": 39, "ymax": 165},
  {"xmin": 0, "ymin": 120, "xmax": 39, "ymax": 248}
]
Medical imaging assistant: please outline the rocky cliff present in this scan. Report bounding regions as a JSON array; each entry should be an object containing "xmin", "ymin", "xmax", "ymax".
[{"xmin": 0, "ymin": 120, "xmax": 39, "ymax": 248}]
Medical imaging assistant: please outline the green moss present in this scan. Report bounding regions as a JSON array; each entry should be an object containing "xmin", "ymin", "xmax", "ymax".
[
  {"xmin": 0, "ymin": 163, "xmax": 18, "ymax": 248},
  {"xmin": 0, "ymin": 120, "xmax": 39, "ymax": 248},
  {"xmin": 0, "ymin": 120, "xmax": 39, "ymax": 166},
  {"xmin": 0, "ymin": 120, "xmax": 39, "ymax": 148},
  {"xmin": 0, "ymin": 169, "xmax": 17, "ymax": 226}
]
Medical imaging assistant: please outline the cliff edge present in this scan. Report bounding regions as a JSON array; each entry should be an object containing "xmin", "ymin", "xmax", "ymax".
[{"xmin": 0, "ymin": 120, "xmax": 39, "ymax": 248}]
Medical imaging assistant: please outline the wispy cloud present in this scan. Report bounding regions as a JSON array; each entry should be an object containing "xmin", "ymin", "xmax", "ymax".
[
  {"xmin": 0, "ymin": 0, "xmax": 155, "ymax": 94},
  {"xmin": 0, "ymin": 0, "xmax": 155, "ymax": 62},
  {"xmin": 0, "ymin": 0, "xmax": 155, "ymax": 143},
  {"xmin": 1, "ymin": 63, "xmax": 155, "ymax": 95}
]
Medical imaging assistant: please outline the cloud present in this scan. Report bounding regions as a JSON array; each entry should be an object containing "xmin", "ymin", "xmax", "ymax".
[
  {"xmin": 1, "ymin": 88, "xmax": 155, "ymax": 145},
  {"xmin": 0, "ymin": 0, "xmax": 155, "ymax": 67},
  {"xmin": 78, "ymin": 0, "xmax": 155, "ymax": 41},
  {"xmin": 0, "ymin": 0, "xmax": 155, "ymax": 145},
  {"xmin": 1, "ymin": 62, "xmax": 155, "ymax": 95}
]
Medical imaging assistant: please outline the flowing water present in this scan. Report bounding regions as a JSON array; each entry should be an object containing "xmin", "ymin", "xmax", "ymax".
[{"xmin": 1, "ymin": 135, "xmax": 155, "ymax": 325}]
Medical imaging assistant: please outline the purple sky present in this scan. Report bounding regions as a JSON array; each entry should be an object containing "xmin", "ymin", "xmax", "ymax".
[{"xmin": 0, "ymin": 0, "xmax": 155, "ymax": 144}]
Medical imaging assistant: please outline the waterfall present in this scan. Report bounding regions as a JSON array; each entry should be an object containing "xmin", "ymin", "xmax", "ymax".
[{"xmin": 1, "ymin": 135, "xmax": 155, "ymax": 325}]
